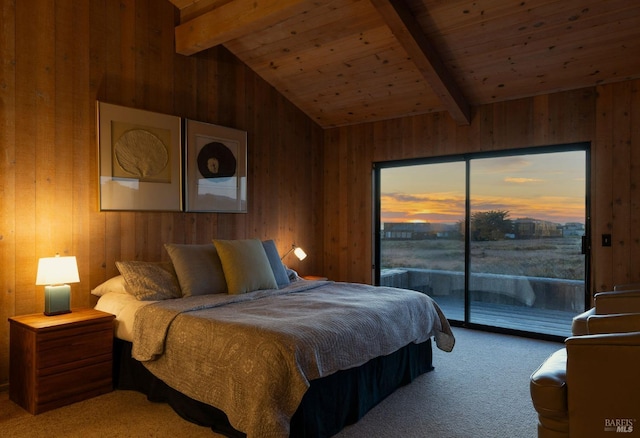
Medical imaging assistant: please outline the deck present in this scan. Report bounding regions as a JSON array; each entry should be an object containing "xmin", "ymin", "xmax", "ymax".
[{"xmin": 433, "ymin": 295, "xmax": 576, "ymax": 339}]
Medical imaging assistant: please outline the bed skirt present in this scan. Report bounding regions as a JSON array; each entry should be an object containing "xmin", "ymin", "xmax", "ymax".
[{"xmin": 113, "ymin": 338, "xmax": 433, "ymax": 438}]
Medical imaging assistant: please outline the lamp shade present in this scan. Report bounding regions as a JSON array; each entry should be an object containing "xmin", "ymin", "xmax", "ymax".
[
  {"xmin": 293, "ymin": 247, "xmax": 307, "ymax": 261},
  {"xmin": 36, "ymin": 255, "xmax": 80, "ymax": 285},
  {"xmin": 281, "ymin": 244, "xmax": 307, "ymax": 261}
]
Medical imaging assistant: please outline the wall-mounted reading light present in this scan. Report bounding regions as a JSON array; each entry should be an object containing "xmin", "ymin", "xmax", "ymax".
[{"xmin": 280, "ymin": 244, "xmax": 307, "ymax": 261}]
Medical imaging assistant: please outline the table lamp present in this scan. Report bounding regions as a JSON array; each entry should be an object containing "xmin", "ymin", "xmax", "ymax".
[{"xmin": 36, "ymin": 254, "xmax": 79, "ymax": 316}]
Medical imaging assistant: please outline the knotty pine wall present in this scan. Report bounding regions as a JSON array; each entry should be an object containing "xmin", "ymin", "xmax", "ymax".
[
  {"xmin": 323, "ymin": 82, "xmax": 640, "ymax": 298},
  {"xmin": 0, "ymin": 0, "xmax": 324, "ymax": 387},
  {"xmin": 2, "ymin": 0, "xmax": 638, "ymax": 392}
]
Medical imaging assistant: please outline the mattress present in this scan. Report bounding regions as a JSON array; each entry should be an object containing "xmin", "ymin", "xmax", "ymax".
[{"xmin": 94, "ymin": 291, "xmax": 153, "ymax": 341}]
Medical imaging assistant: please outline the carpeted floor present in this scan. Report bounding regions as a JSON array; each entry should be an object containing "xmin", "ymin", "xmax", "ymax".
[
  {"xmin": 0, "ymin": 389, "xmax": 221, "ymax": 438},
  {"xmin": 0, "ymin": 327, "xmax": 560, "ymax": 437},
  {"xmin": 335, "ymin": 327, "xmax": 560, "ymax": 438}
]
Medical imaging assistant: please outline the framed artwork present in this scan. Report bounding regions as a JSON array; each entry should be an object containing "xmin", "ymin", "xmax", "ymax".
[
  {"xmin": 97, "ymin": 101, "xmax": 182, "ymax": 211},
  {"xmin": 184, "ymin": 119, "xmax": 247, "ymax": 213}
]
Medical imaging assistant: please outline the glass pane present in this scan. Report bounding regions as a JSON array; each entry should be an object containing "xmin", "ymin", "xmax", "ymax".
[
  {"xmin": 379, "ymin": 162, "xmax": 466, "ymax": 320},
  {"xmin": 468, "ymin": 151, "xmax": 585, "ymax": 337}
]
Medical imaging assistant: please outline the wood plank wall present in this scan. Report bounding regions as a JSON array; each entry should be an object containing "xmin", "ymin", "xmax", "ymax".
[
  {"xmin": 2, "ymin": 0, "xmax": 638, "ymax": 391},
  {"xmin": 323, "ymin": 82, "xmax": 640, "ymax": 296},
  {"xmin": 0, "ymin": 0, "xmax": 324, "ymax": 388}
]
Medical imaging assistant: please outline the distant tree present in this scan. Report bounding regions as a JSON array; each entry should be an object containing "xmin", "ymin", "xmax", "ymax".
[
  {"xmin": 457, "ymin": 219, "xmax": 466, "ymax": 240},
  {"xmin": 470, "ymin": 210, "xmax": 513, "ymax": 241}
]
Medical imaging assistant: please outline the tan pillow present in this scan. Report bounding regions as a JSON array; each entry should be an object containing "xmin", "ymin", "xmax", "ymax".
[
  {"xmin": 115, "ymin": 261, "xmax": 181, "ymax": 301},
  {"xmin": 213, "ymin": 239, "xmax": 278, "ymax": 294},
  {"xmin": 164, "ymin": 243, "xmax": 227, "ymax": 296}
]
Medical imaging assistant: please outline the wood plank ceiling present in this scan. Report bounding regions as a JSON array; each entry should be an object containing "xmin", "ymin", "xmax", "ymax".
[{"xmin": 168, "ymin": 0, "xmax": 640, "ymax": 128}]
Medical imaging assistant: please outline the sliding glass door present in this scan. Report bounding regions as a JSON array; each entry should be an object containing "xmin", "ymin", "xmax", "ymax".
[
  {"xmin": 376, "ymin": 145, "xmax": 589, "ymax": 338},
  {"xmin": 378, "ymin": 161, "xmax": 467, "ymax": 321},
  {"xmin": 467, "ymin": 151, "xmax": 587, "ymax": 336}
]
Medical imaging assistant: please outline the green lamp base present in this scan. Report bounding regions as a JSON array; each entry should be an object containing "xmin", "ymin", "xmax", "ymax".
[{"xmin": 44, "ymin": 285, "xmax": 71, "ymax": 316}]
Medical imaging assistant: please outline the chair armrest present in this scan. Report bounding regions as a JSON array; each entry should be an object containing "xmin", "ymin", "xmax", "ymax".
[
  {"xmin": 566, "ymin": 332, "xmax": 640, "ymax": 437},
  {"xmin": 594, "ymin": 290, "xmax": 640, "ymax": 314},
  {"xmin": 567, "ymin": 330, "xmax": 640, "ymax": 347},
  {"xmin": 585, "ymin": 313, "xmax": 640, "ymax": 334},
  {"xmin": 614, "ymin": 282, "xmax": 640, "ymax": 291},
  {"xmin": 571, "ymin": 308, "xmax": 594, "ymax": 336}
]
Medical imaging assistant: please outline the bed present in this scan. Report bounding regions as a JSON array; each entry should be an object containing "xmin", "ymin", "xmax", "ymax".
[{"xmin": 93, "ymin": 239, "xmax": 455, "ymax": 438}]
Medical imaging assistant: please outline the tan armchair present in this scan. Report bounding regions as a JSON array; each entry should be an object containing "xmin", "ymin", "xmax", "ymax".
[{"xmin": 530, "ymin": 288, "xmax": 640, "ymax": 438}]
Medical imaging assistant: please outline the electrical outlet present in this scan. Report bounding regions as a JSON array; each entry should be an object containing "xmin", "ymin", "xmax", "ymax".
[{"xmin": 602, "ymin": 234, "xmax": 612, "ymax": 247}]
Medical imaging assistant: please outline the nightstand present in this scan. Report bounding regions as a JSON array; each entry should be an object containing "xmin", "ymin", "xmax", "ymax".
[
  {"xmin": 303, "ymin": 275, "xmax": 328, "ymax": 281},
  {"xmin": 8, "ymin": 308, "xmax": 115, "ymax": 414}
]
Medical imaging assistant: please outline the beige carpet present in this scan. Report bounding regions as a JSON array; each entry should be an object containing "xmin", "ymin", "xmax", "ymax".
[
  {"xmin": 0, "ymin": 389, "xmax": 222, "ymax": 438},
  {"xmin": 335, "ymin": 327, "xmax": 560, "ymax": 438},
  {"xmin": 0, "ymin": 328, "xmax": 560, "ymax": 438}
]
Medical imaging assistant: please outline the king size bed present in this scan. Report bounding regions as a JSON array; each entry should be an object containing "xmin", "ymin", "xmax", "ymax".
[{"xmin": 93, "ymin": 239, "xmax": 455, "ymax": 438}]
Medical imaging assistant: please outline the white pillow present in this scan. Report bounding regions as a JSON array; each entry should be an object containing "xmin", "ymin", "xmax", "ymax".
[{"xmin": 91, "ymin": 275, "xmax": 128, "ymax": 297}]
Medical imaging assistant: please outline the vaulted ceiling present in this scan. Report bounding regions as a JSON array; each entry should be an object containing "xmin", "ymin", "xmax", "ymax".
[{"xmin": 167, "ymin": 0, "xmax": 640, "ymax": 128}]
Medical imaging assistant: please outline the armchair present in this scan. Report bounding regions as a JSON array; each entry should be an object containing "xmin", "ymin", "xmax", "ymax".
[{"xmin": 530, "ymin": 288, "xmax": 640, "ymax": 438}]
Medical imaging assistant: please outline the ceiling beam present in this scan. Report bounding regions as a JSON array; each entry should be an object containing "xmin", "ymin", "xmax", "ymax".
[
  {"xmin": 369, "ymin": 0, "xmax": 471, "ymax": 125},
  {"xmin": 175, "ymin": 0, "xmax": 309, "ymax": 56},
  {"xmin": 172, "ymin": 1, "xmax": 235, "ymax": 23}
]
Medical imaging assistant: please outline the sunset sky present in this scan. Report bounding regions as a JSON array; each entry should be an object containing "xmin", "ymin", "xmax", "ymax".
[{"xmin": 381, "ymin": 150, "xmax": 586, "ymax": 225}]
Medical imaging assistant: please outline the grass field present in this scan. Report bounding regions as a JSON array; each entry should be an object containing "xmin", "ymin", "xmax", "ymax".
[{"xmin": 381, "ymin": 237, "xmax": 585, "ymax": 280}]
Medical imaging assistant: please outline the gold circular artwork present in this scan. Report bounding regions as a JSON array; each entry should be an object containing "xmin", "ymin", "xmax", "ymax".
[{"xmin": 114, "ymin": 129, "xmax": 169, "ymax": 178}]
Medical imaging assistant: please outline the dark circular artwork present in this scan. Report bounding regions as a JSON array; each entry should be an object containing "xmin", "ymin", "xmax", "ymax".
[{"xmin": 197, "ymin": 141, "xmax": 237, "ymax": 178}]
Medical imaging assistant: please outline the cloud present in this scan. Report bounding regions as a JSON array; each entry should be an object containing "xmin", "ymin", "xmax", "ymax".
[
  {"xmin": 475, "ymin": 156, "xmax": 532, "ymax": 174},
  {"xmin": 381, "ymin": 191, "xmax": 584, "ymax": 225},
  {"xmin": 390, "ymin": 193, "xmax": 427, "ymax": 203},
  {"xmin": 504, "ymin": 177, "xmax": 543, "ymax": 183},
  {"xmin": 381, "ymin": 192, "xmax": 466, "ymax": 223}
]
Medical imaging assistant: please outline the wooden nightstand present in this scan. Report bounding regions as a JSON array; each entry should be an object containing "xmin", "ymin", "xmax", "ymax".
[
  {"xmin": 303, "ymin": 275, "xmax": 328, "ymax": 281},
  {"xmin": 8, "ymin": 308, "xmax": 115, "ymax": 414}
]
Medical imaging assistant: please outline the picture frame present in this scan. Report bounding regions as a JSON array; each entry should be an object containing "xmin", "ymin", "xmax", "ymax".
[
  {"xmin": 184, "ymin": 119, "xmax": 247, "ymax": 213},
  {"xmin": 97, "ymin": 101, "xmax": 182, "ymax": 211}
]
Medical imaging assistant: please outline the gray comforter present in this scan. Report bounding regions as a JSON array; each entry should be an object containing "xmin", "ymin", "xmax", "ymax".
[{"xmin": 132, "ymin": 280, "xmax": 455, "ymax": 438}]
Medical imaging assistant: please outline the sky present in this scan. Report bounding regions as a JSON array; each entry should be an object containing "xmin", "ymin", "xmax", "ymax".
[{"xmin": 381, "ymin": 150, "xmax": 586, "ymax": 225}]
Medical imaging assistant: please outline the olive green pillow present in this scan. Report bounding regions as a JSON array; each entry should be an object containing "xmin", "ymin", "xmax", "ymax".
[{"xmin": 213, "ymin": 239, "xmax": 278, "ymax": 294}]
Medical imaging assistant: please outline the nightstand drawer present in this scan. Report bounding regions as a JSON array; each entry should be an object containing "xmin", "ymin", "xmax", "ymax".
[
  {"xmin": 38, "ymin": 352, "xmax": 112, "ymax": 377},
  {"xmin": 38, "ymin": 360, "xmax": 112, "ymax": 405},
  {"xmin": 38, "ymin": 327, "xmax": 112, "ymax": 369}
]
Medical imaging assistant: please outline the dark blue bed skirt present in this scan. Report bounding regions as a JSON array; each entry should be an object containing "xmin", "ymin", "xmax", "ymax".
[{"xmin": 113, "ymin": 338, "xmax": 433, "ymax": 437}]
